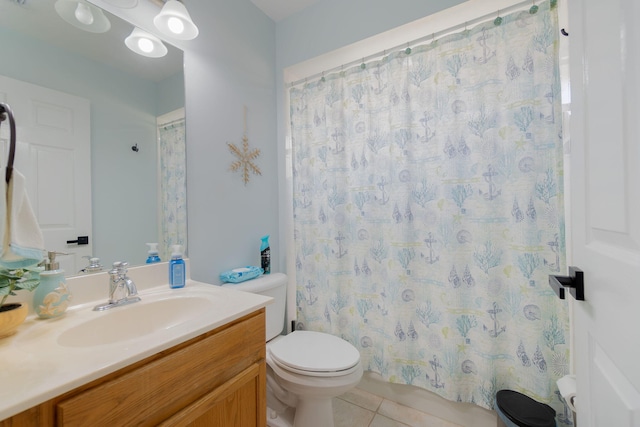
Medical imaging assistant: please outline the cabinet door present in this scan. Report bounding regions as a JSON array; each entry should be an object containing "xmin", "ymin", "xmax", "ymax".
[
  {"xmin": 159, "ymin": 362, "xmax": 266, "ymax": 427},
  {"xmin": 56, "ymin": 311, "xmax": 265, "ymax": 426}
]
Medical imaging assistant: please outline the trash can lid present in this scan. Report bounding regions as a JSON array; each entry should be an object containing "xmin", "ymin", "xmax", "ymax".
[{"xmin": 496, "ymin": 390, "xmax": 556, "ymax": 427}]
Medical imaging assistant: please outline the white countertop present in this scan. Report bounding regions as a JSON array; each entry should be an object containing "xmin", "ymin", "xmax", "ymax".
[{"xmin": 0, "ymin": 261, "xmax": 272, "ymax": 421}]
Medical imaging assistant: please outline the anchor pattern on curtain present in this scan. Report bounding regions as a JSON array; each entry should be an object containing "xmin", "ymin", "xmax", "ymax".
[
  {"xmin": 290, "ymin": 2, "xmax": 571, "ymax": 421},
  {"xmin": 158, "ymin": 117, "xmax": 188, "ymax": 260}
]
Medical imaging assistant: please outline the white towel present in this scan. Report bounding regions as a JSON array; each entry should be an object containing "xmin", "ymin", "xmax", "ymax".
[{"xmin": 0, "ymin": 168, "xmax": 44, "ymax": 269}]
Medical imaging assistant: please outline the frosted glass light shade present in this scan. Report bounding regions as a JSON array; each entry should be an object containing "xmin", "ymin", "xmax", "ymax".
[
  {"xmin": 54, "ymin": 0, "xmax": 111, "ymax": 33},
  {"xmin": 101, "ymin": 0, "xmax": 138, "ymax": 8},
  {"xmin": 74, "ymin": 3, "xmax": 94, "ymax": 25},
  {"xmin": 125, "ymin": 28, "xmax": 168, "ymax": 58},
  {"xmin": 153, "ymin": 0, "xmax": 199, "ymax": 40}
]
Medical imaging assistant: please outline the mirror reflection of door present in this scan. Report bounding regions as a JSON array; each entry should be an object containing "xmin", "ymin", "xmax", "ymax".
[{"xmin": 0, "ymin": 75, "xmax": 92, "ymax": 273}]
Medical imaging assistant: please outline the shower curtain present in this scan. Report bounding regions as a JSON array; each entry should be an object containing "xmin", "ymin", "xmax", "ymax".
[
  {"xmin": 158, "ymin": 116, "xmax": 187, "ymax": 260},
  {"xmin": 290, "ymin": 1, "xmax": 571, "ymax": 420}
]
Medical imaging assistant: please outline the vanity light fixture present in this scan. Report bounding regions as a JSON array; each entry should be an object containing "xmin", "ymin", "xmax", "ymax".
[
  {"xmin": 153, "ymin": 0, "xmax": 199, "ymax": 40},
  {"xmin": 54, "ymin": 0, "xmax": 111, "ymax": 33},
  {"xmin": 125, "ymin": 27, "xmax": 168, "ymax": 58}
]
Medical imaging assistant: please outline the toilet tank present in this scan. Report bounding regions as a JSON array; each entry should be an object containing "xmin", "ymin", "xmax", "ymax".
[{"xmin": 221, "ymin": 273, "xmax": 287, "ymax": 341}]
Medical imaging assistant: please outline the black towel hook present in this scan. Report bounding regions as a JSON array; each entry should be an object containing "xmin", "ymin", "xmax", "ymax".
[{"xmin": 0, "ymin": 102, "xmax": 16, "ymax": 184}]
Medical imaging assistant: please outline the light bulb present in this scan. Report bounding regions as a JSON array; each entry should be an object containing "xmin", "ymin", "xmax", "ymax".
[
  {"xmin": 126, "ymin": 27, "xmax": 167, "ymax": 57},
  {"xmin": 137, "ymin": 38, "xmax": 154, "ymax": 53},
  {"xmin": 74, "ymin": 2, "xmax": 94, "ymax": 25},
  {"xmin": 167, "ymin": 17, "xmax": 184, "ymax": 34}
]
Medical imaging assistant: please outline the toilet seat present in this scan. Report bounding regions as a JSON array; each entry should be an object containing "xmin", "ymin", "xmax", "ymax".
[{"xmin": 268, "ymin": 330, "xmax": 360, "ymax": 377}]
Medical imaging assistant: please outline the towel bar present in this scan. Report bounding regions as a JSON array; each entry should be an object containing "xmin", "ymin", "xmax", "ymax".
[{"xmin": 0, "ymin": 102, "xmax": 16, "ymax": 184}]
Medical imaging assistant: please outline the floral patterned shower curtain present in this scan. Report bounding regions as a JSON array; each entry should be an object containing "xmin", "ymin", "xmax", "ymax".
[
  {"xmin": 290, "ymin": 1, "xmax": 571, "ymax": 421},
  {"xmin": 158, "ymin": 116, "xmax": 187, "ymax": 260}
]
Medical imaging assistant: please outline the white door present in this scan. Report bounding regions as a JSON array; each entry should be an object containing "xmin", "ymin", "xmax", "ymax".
[
  {"xmin": 568, "ymin": 0, "xmax": 640, "ymax": 424},
  {"xmin": 0, "ymin": 75, "xmax": 92, "ymax": 274}
]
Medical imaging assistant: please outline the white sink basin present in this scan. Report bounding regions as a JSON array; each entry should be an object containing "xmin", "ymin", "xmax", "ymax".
[{"xmin": 57, "ymin": 296, "xmax": 213, "ymax": 347}]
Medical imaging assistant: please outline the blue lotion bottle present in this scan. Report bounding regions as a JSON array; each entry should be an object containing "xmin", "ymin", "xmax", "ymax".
[
  {"xmin": 146, "ymin": 243, "xmax": 161, "ymax": 264},
  {"xmin": 169, "ymin": 245, "xmax": 185, "ymax": 288}
]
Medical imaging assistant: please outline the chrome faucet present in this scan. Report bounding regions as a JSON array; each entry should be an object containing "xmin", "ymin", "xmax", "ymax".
[{"xmin": 93, "ymin": 261, "xmax": 141, "ymax": 311}]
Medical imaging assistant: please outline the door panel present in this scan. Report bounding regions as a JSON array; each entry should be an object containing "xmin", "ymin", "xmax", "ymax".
[
  {"xmin": 568, "ymin": 0, "xmax": 640, "ymax": 424},
  {"xmin": 590, "ymin": 340, "xmax": 640, "ymax": 425}
]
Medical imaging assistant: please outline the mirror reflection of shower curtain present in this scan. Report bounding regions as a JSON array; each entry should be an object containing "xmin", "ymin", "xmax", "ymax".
[{"xmin": 157, "ymin": 109, "xmax": 187, "ymax": 261}]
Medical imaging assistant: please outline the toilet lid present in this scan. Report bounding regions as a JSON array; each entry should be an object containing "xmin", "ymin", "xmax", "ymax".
[{"xmin": 268, "ymin": 330, "xmax": 360, "ymax": 375}]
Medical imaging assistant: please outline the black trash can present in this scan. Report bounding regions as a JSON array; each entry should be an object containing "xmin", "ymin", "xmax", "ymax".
[{"xmin": 496, "ymin": 390, "xmax": 556, "ymax": 427}]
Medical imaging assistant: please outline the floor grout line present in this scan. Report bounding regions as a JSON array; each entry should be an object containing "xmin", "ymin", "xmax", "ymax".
[
  {"xmin": 335, "ymin": 396, "xmax": 407, "ymax": 427},
  {"xmin": 335, "ymin": 388, "xmax": 462, "ymax": 427}
]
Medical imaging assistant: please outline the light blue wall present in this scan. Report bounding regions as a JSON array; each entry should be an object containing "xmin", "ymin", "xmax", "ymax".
[
  {"xmin": 183, "ymin": 0, "xmax": 277, "ymax": 283},
  {"xmin": 0, "ymin": 26, "xmax": 184, "ymax": 268},
  {"xmin": 276, "ymin": 0, "xmax": 467, "ymax": 69},
  {"xmin": 158, "ymin": 73, "xmax": 185, "ymax": 116}
]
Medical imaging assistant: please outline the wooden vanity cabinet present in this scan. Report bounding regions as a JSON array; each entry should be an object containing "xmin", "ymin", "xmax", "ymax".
[{"xmin": 1, "ymin": 309, "xmax": 266, "ymax": 427}]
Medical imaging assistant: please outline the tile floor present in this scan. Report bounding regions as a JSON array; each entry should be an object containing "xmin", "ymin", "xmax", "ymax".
[{"xmin": 333, "ymin": 387, "xmax": 463, "ymax": 427}]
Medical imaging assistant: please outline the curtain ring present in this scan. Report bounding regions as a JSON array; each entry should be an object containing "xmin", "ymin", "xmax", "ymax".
[
  {"xmin": 405, "ymin": 42, "xmax": 411, "ymax": 55},
  {"xmin": 529, "ymin": 0, "xmax": 539, "ymax": 14},
  {"xmin": 494, "ymin": 11, "xmax": 503, "ymax": 26}
]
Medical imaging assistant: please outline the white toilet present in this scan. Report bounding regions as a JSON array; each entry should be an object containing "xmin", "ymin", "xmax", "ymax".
[{"xmin": 223, "ymin": 273, "xmax": 363, "ymax": 427}]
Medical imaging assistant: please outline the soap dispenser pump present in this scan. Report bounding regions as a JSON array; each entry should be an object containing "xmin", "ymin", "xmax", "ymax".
[
  {"xmin": 146, "ymin": 243, "xmax": 161, "ymax": 264},
  {"xmin": 33, "ymin": 251, "xmax": 72, "ymax": 318}
]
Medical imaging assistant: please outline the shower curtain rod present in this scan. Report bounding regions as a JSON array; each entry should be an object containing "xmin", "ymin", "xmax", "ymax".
[{"xmin": 289, "ymin": 0, "xmax": 536, "ymax": 88}]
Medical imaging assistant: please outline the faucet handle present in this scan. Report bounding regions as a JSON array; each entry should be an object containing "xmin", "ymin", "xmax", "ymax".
[
  {"xmin": 80, "ymin": 255, "xmax": 103, "ymax": 273},
  {"xmin": 118, "ymin": 262, "xmax": 130, "ymax": 275},
  {"xmin": 84, "ymin": 255, "xmax": 101, "ymax": 265},
  {"xmin": 109, "ymin": 261, "xmax": 122, "ymax": 275}
]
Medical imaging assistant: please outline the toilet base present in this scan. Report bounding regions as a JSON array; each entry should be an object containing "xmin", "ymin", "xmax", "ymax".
[
  {"xmin": 267, "ymin": 406, "xmax": 294, "ymax": 427},
  {"xmin": 294, "ymin": 397, "xmax": 334, "ymax": 427},
  {"xmin": 266, "ymin": 398, "xmax": 335, "ymax": 427}
]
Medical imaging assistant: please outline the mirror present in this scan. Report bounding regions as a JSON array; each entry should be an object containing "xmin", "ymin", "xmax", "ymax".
[{"xmin": 0, "ymin": 0, "xmax": 185, "ymax": 276}]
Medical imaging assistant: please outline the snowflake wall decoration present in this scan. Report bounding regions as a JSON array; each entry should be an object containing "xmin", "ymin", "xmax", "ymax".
[{"xmin": 228, "ymin": 107, "xmax": 261, "ymax": 185}]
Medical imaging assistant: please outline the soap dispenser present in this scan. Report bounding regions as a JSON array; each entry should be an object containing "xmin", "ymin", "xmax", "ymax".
[
  {"xmin": 33, "ymin": 251, "xmax": 72, "ymax": 319},
  {"xmin": 169, "ymin": 245, "xmax": 185, "ymax": 288},
  {"xmin": 146, "ymin": 243, "xmax": 161, "ymax": 264}
]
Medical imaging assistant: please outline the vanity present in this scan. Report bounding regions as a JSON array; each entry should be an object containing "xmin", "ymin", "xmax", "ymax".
[{"xmin": 0, "ymin": 262, "xmax": 271, "ymax": 426}]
